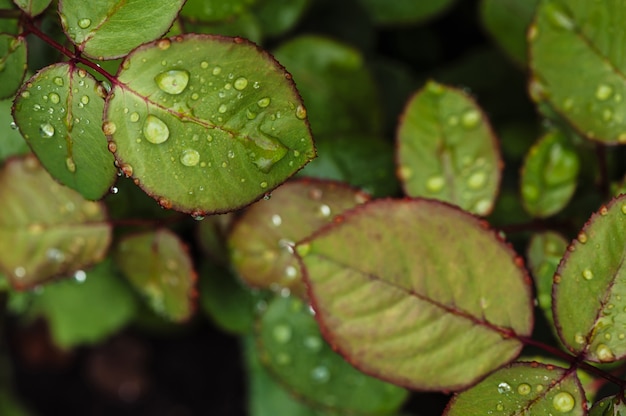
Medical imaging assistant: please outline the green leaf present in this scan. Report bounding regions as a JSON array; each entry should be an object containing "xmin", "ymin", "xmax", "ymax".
[
  {"xmin": 229, "ymin": 179, "xmax": 369, "ymax": 297},
  {"xmin": 480, "ymin": 0, "xmax": 539, "ymax": 66},
  {"xmin": 298, "ymin": 134, "xmax": 400, "ymax": 198},
  {"xmin": 0, "ymin": 0, "xmax": 19, "ymax": 34},
  {"xmin": 298, "ymin": 198, "xmax": 534, "ymax": 391},
  {"xmin": 526, "ymin": 231, "xmax": 568, "ymax": 327},
  {"xmin": 59, "ymin": 0, "xmax": 185, "ymax": 59},
  {"xmin": 356, "ymin": 0, "xmax": 456, "ymax": 25},
  {"xmin": 257, "ymin": 296, "xmax": 408, "ymax": 414},
  {"xmin": 520, "ymin": 130, "xmax": 580, "ymax": 218},
  {"xmin": 529, "ymin": 0, "xmax": 626, "ymax": 144},
  {"xmin": 396, "ymin": 81, "xmax": 502, "ymax": 216},
  {"xmin": 104, "ymin": 34, "xmax": 315, "ymax": 215},
  {"xmin": 0, "ymin": 98, "xmax": 29, "ymax": 162},
  {"xmin": 180, "ymin": 0, "xmax": 257, "ymax": 23},
  {"xmin": 13, "ymin": 0, "xmax": 51, "ymax": 16},
  {"xmin": 445, "ymin": 362, "xmax": 586, "ymax": 415},
  {"xmin": 0, "ymin": 390, "xmax": 31, "ymax": 416},
  {"xmin": 0, "ymin": 155, "xmax": 111, "ymax": 289},
  {"xmin": 12, "ymin": 63, "xmax": 117, "ymax": 200},
  {"xmin": 115, "ymin": 229, "xmax": 196, "ymax": 321},
  {"xmin": 255, "ymin": 0, "xmax": 310, "ymax": 38},
  {"xmin": 0, "ymin": 34, "xmax": 26, "ymax": 99},
  {"xmin": 589, "ymin": 394, "xmax": 626, "ymax": 416},
  {"xmin": 183, "ymin": 12, "xmax": 263, "ymax": 44},
  {"xmin": 29, "ymin": 259, "xmax": 137, "ymax": 348},
  {"xmin": 272, "ymin": 35, "xmax": 382, "ymax": 137},
  {"xmin": 553, "ymin": 194, "xmax": 626, "ymax": 363}
]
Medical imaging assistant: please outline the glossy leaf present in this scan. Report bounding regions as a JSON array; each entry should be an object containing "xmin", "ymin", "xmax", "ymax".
[
  {"xmin": 115, "ymin": 229, "xmax": 196, "ymax": 321},
  {"xmin": 255, "ymin": 0, "xmax": 310, "ymax": 38},
  {"xmin": 104, "ymin": 34, "xmax": 315, "ymax": 215},
  {"xmin": 0, "ymin": 0, "xmax": 19, "ymax": 34},
  {"xmin": 480, "ymin": 0, "xmax": 538, "ymax": 66},
  {"xmin": 527, "ymin": 231, "xmax": 568, "ymax": 327},
  {"xmin": 12, "ymin": 63, "xmax": 117, "ymax": 200},
  {"xmin": 29, "ymin": 259, "xmax": 136, "ymax": 348},
  {"xmin": 520, "ymin": 130, "xmax": 579, "ymax": 218},
  {"xmin": 298, "ymin": 135, "xmax": 400, "ymax": 198},
  {"xmin": 0, "ymin": 34, "xmax": 26, "ymax": 99},
  {"xmin": 529, "ymin": 0, "xmax": 626, "ymax": 144},
  {"xmin": 273, "ymin": 35, "xmax": 382, "ymax": 137},
  {"xmin": 589, "ymin": 394, "xmax": 626, "ymax": 416},
  {"xmin": 445, "ymin": 362, "xmax": 586, "ymax": 415},
  {"xmin": 59, "ymin": 0, "xmax": 185, "ymax": 59},
  {"xmin": 229, "ymin": 179, "xmax": 369, "ymax": 297},
  {"xmin": 553, "ymin": 194, "xmax": 626, "ymax": 363},
  {"xmin": 0, "ymin": 98, "xmax": 29, "ymax": 162},
  {"xmin": 356, "ymin": 0, "xmax": 456, "ymax": 25},
  {"xmin": 0, "ymin": 155, "xmax": 111, "ymax": 289},
  {"xmin": 180, "ymin": 0, "xmax": 257, "ymax": 23},
  {"xmin": 298, "ymin": 198, "xmax": 534, "ymax": 391},
  {"xmin": 397, "ymin": 81, "xmax": 502, "ymax": 216},
  {"xmin": 13, "ymin": 0, "xmax": 50, "ymax": 16},
  {"xmin": 258, "ymin": 296, "xmax": 408, "ymax": 414}
]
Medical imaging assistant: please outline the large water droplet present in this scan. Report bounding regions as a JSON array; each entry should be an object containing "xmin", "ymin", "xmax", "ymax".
[
  {"xmin": 53, "ymin": 76, "xmax": 64, "ymax": 86},
  {"xmin": 596, "ymin": 343, "xmax": 615, "ymax": 362},
  {"xmin": 49, "ymin": 92, "xmax": 60, "ymax": 104},
  {"xmin": 582, "ymin": 269, "xmax": 593, "ymax": 280},
  {"xmin": 234, "ymin": 77, "xmax": 248, "ymax": 90},
  {"xmin": 74, "ymin": 270, "xmax": 87, "ymax": 282},
  {"xmin": 271, "ymin": 214, "xmax": 282, "ymax": 226},
  {"xmin": 155, "ymin": 70, "xmax": 190, "ymax": 95},
  {"xmin": 552, "ymin": 391, "xmax": 575, "ymax": 413},
  {"xmin": 237, "ymin": 130, "xmax": 288, "ymax": 173},
  {"xmin": 311, "ymin": 366, "xmax": 330, "ymax": 383},
  {"xmin": 295, "ymin": 105, "xmax": 307, "ymax": 119},
  {"xmin": 426, "ymin": 175, "xmax": 445, "ymax": 193},
  {"xmin": 257, "ymin": 97, "xmax": 271, "ymax": 108},
  {"xmin": 497, "ymin": 382, "xmax": 512, "ymax": 394},
  {"xmin": 81, "ymin": 95, "xmax": 89, "ymax": 105},
  {"xmin": 461, "ymin": 110, "xmax": 480, "ymax": 128},
  {"xmin": 595, "ymin": 84, "xmax": 613, "ymax": 101},
  {"xmin": 467, "ymin": 171, "xmax": 486, "ymax": 189},
  {"xmin": 39, "ymin": 123, "xmax": 55, "ymax": 138},
  {"xmin": 180, "ymin": 149, "xmax": 200, "ymax": 167},
  {"xmin": 319, "ymin": 204, "xmax": 331, "ymax": 217},
  {"xmin": 143, "ymin": 115, "xmax": 169, "ymax": 144},
  {"xmin": 102, "ymin": 121, "xmax": 117, "ymax": 135},
  {"xmin": 78, "ymin": 18, "xmax": 91, "ymax": 28},
  {"xmin": 517, "ymin": 383, "xmax": 531, "ymax": 395}
]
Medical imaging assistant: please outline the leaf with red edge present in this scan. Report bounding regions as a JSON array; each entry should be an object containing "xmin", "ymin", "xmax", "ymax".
[
  {"xmin": 297, "ymin": 198, "xmax": 534, "ymax": 391},
  {"xmin": 229, "ymin": 179, "xmax": 369, "ymax": 297},
  {"xmin": 0, "ymin": 155, "xmax": 111, "ymax": 289},
  {"xmin": 553, "ymin": 194, "xmax": 626, "ymax": 363},
  {"xmin": 115, "ymin": 229, "xmax": 196, "ymax": 321}
]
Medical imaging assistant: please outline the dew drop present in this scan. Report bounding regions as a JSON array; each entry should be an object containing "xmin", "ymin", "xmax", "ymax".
[
  {"xmin": 200, "ymin": 61, "xmax": 209, "ymax": 69},
  {"xmin": 517, "ymin": 383, "xmax": 531, "ymax": 395},
  {"xmin": 582, "ymin": 269, "xmax": 593, "ymax": 280},
  {"xmin": 20, "ymin": 90, "xmax": 30, "ymax": 98},
  {"xmin": 311, "ymin": 366, "xmax": 330, "ymax": 383},
  {"xmin": 212, "ymin": 66, "xmax": 221, "ymax": 75},
  {"xmin": 577, "ymin": 232, "xmax": 587, "ymax": 244},
  {"xmin": 271, "ymin": 214, "xmax": 282, "ymax": 226},
  {"xmin": 49, "ymin": 92, "xmax": 60, "ymax": 104},
  {"xmin": 155, "ymin": 70, "xmax": 190, "ymax": 95},
  {"xmin": 461, "ymin": 110, "xmax": 480, "ymax": 128},
  {"xmin": 467, "ymin": 171, "xmax": 487, "ymax": 189},
  {"xmin": 272, "ymin": 324, "xmax": 292, "ymax": 343},
  {"xmin": 65, "ymin": 157, "xmax": 76, "ymax": 173},
  {"xmin": 552, "ymin": 391, "xmax": 575, "ymax": 412},
  {"xmin": 110, "ymin": 186, "xmax": 119, "ymax": 194},
  {"xmin": 39, "ymin": 123, "xmax": 55, "ymax": 138},
  {"xmin": 257, "ymin": 97, "xmax": 271, "ymax": 108},
  {"xmin": 497, "ymin": 382, "xmax": 511, "ymax": 394},
  {"xmin": 81, "ymin": 95, "xmax": 89, "ymax": 105},
  {"xmin": 260, "ymin": 181, "xmax": 268, "ymax": 188},
  {"xmin": 234, "ymin": 77, "xmax": 248, "ymax": 90},
  {"xmin": 285, "ymin": 265, "xmax": 297, "ymax": 279},
  {"xmin": 77, "ymin": 18, "xmax": 91, "ymax": 28},
  {"xmin": 53, "ymin": 76, "xmax": 64, "ymax": 86},
  {"xmin": 495, "ymin": 403, "xmax": 504, "ymax": 411},
  {"xmin": 14, "ymin": 266, "xmax": 26, "ymax": 278},
  {"xmin": 295, "ymin": 105, "xmax": 307, "ymax": 119},
  {"xmin": 426, "ymin": 175, "xmax": 445, "ymax": 193},
  {"xmin": 218, "ymin": 104, "xmax": 227, "ymax": 113},
  {"xmin": 596, "ymin": 84, "xmax": 613, "ymax": 101},
  {"xmin": 74, "ymin": 269, "xmax": 87, "ymax": 282},
  {"xmin": 303, "ymin": 335, "xmax": 322, "ymax": 352},
  {"xmin": 143, "ymin": 115, "xmax": 169, "ymax": 144},
  {"xmin": 319, "ymin": 204, "xmax": 331, "ymax": 217},
  {"xmin": 574, "ymin": 333, "xmax": 585, "ymax": 344},
  {"xmin": 157, "ymin": 39, "xmax": 171, "ymax": 50},
  {"xmin": 102, "ymin": 121, "xmax": 117, "ymax": 135},
  {"xmin": 180, "ymin": 149, "xmax": 200, "ymax": 167},
  {"xmin": 544, "ymin": 2, "xmax": 575, "ymax": 30},
  {"xmin": 129, "ymin": 112, "xmax": 140, "ymax": 123},
  {"xmin": 596, "ymin": 343, "xmax": 615, "ymax": 362}
]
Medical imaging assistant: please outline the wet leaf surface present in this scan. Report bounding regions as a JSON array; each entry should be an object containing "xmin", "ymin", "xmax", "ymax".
[
  {"xmin": 445, "ymin": 362, "xmax": 586, "ymax": 415},
  {"xmin": 12, "ymin": 63, "xmax": 117, "ymax": 200},
  {"xmin": 553, "ymin": 194, "xmax": 626, "ymax": 363},
  {"xmin": 0, "ymin": 34, "xmax": 27, "ymax": 99},
  {"xmin": 298, "ymin": 198, "xmax": 533, "ymax": 390},
  {"xmin": 589, "ymin": 394, "xmax": 626, "ymax": 416},
  {"xmin": 0, "ymin": 156, "xmax": 111, "ymax": 289},
  {"xmin": 397, "ymin": 81, "xmax": 502, "ymax": 216},
  {"xmin": 13, "ymin": 0, "xmax": 50, "ymax": 16},
  {"xmin": 105, "ymin": 34, "xmax": 314, "ymax": 214}
]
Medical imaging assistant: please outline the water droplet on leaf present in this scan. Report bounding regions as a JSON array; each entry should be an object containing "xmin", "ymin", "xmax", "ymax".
[
  {"xmin": 461, "ymin": 110, "xmax": 480, "ymax": 128},
  {"xmin": 53, "ymin": 77, "xmax": 64, "ymax": 86},
  {"xmin": 582, "ymin": 269, "xmax": 593, "ymax": 280},
  {"xmin": 234, "ymin": 77, "xmax": 248, "ymax": 90},
  {"xmin": 143, "ymin": 115, "xmax": 169, "ymax": 144},
  {"xmin": 596, "ymin": 84, "xmax": 613, "ymax": 101},
  {"xmin": 78, "ymin": 18, "xmax": 91, "ymax": 28},
  {"xmin": 212, "ymin": 66, "xmax": 221, "ymax": 75},
  {"xmin": 49, "ymin": 92, "xmax": 60, "ymax": 104},
  {"xmin": 426, "ymin": 175, "xmax": 445, "ymax": 193},
  {"xmin": 155, "ymin": 70, "xmax": 190, "ymax": 95},
  {"xmin": 517, "ymin": 383, "xmax": 531, "ymax": 395},
  {"xmin": 237, "ymin": 131, "xmax": 288, "ymax": 173},
  {"xmin": 271, "ymin": 214, "xmax": 282, "ymax": 226},
  {"xmin": 180, "ymin": 149, "xmax": 200, "ymax": 166},
  {"xmin": 39, "ymin": 123, "xmax": 55, "ymax": 138},
  {"xmin": 544, "ymin": 2, "xmax": 576, "ymax": 30},
  {"xmin": 596, "ymin": 343, "xmax": 615, "ymax": 362},
  {"xmin": 497, "ymin": 382, "xmax": 512, "ymax": 394},
  {"xmin": 257, "ymin": 97, "xmax": 271, "ymax": 108},
  {"xmin": 311, "ymin": 366, "xmax": 330, "ymax": 383},
  {"xmin": 272, "ymin": 324, "xmax": 292, "ymax": 343},
  {"xmin": 65, "ymin": 157, "xmax": 76, "ymax": 173},
  {"xmin": 552, "ymin": 392, "xmax": 575, "ymax": 412},
  {"xmin": 80, "ymin": 95, "xmax": 89, "ymax": 105},
  {"xmin": 295, "ymin": 105, "xmax": 307, "ymax": 119},
  {"xmin": 102, "ymin": 121, "xmax": 117, "ymax": 135}
]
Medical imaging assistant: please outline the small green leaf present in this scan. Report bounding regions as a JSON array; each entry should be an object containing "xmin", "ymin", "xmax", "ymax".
[
  {"xmin": 181, "ymin": 0, "xmax": 257, "ymax": 23},
  {"xmin": 273, "ymin": 35, "xmax": 382, "ymax": 137},
  {"xmin": 0, "ymin": 0, "xmax": 19, "ymax": 34},
  {"xmin": 529, "ymin": 0, "xmax": 626, "ymax": 144},
  {"xmin": 520, "ymin": 130, "xmax": 580, "ymax": 218},
  {"xmin": 445, "ymin": 362, "xmax": 586, "ymax": 415},
  {"xmin": 115, "ymin": 229, "xmax": 196, "ymax": 321},
  {"xmin": 298, "ymin": 135, "xmax": 400, "ymax": 198},
  {"xmin": 229, "ymin": 179, "xmax": 369, "ymax": 297},
  {"xmin": 0, "ymin": 34, "xmax": 26, "ymax": 99},
  {"xmin": 298, "ymin": 198, "xmax": 534, "ymax": 390},
  {"xmin": 105, "ymin": 34, "xmax": 315, "ymax": 215},
  {"xmin": 258, "ymin": 296, "xmax": 408, "ymax": 414},
  {"xmin": 356, "ymin": 0, "xmax": 456, "ymax": 25},
  {"xmin": 553, "ymin": 194, "xmax": 626, "ymax": 363},
  {"xmin": 480, "ymin": 0, "xmax": 539, "ymax": 66},
  {"xmin": 589, "ymin": 394, "xmax": 626, "ymax": 416},
  {"xmin": 526, "ymin": 231, "xmax": 568, "ymax": 327},
  {"xmin": 29, "ymin": 259, "xmax": 137, "ymax": 348},
  {"xmin": 0, "ymin": 98, "xmax": 29, "ymax": 162},
  {"xmin": 12, "ymin": 63, "xmax": 117, "ymax": 200},
  {"xmin": 13, "ymin": 0, "xmax": 51, "ymax": 16},
  {"xmin": 59, "ymin": 0, "xmax": 185, "ymax": 59},
  {"xmin": 397, "ymin": 80, "xmax": 502, "ymax": 216},
  {"xmin": 255, "ymin": 0, "xmax": 310, "ymax": 38},
  {"xmin": 0, "ymin": 155, "xmax": 111, "ymax": 289}
]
